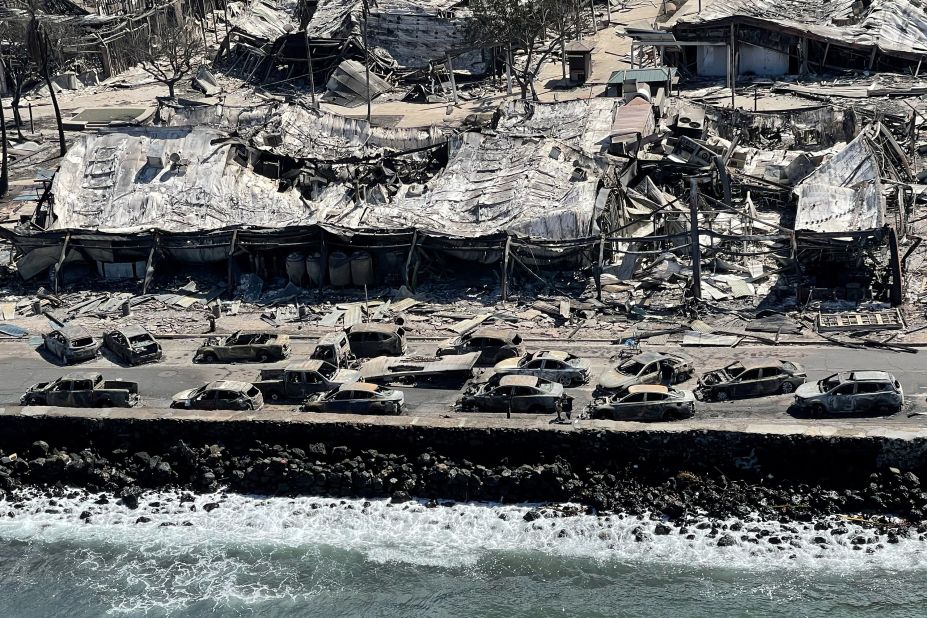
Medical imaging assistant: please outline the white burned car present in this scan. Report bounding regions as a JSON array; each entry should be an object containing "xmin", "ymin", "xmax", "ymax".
[
  {"xmin": 492, "ymin": 350, "xmax": 591, "ymax": 387},
  {"xmin": 590, "ymin": 385, "xmax": 695, "ymax": 422},
  {"xmin": 794, "ymin": 371, "xmax": 904, "ymax": 416}
]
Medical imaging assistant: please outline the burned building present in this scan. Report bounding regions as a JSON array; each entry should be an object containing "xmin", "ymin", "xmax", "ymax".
[{"xmin": 669, "ymin": 0, "xmax": 927, "ymax": 77}]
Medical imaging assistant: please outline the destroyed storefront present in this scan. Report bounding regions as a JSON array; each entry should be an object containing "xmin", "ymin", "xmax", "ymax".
[{"xmin": 1, "ymin": 103, "xmax": 622, "ymax": 292}]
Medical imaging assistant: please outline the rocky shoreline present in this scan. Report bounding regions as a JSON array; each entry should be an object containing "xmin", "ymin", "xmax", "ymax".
[{"xmin": 2, "ymin": 438, "xmax": 927, "ymax": 544}]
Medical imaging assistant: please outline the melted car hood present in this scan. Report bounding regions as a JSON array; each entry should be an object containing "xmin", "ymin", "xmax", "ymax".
[
  {"xmin": 795, "ymin": 382, "xmax": 823, "ymax": 398},
  {"xmin": 494, "ymin": 357, "xmax": 521, "ymax": 370},
  {"xmin": 333, "ymin": 369, "xmax": 362, "ymax": 384},
  {"xmin": 172, "ymin": 389, "xmax": 196, "ymax": 401},
  {"xmin": 597, "ymin": 370, "xmax": 638, "ymax": 390}
]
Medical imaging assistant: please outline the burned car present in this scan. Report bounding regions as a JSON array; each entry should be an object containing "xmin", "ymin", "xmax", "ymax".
[
  {"xmin": 437, "ymin": 327, "xmax": 524, "ymax": 366},
  {"xmin": 302, "ymin": 382, "xmax": 404, "ymax": 415},
  {"xmin": 595, "ymin": 352, "xmax": 692, "ymax": 395},
  {"xmin": 458, "ymin": 375, "xmax": 572, "ymax": 414},
  {"xmin": 346, "ymin": 323, "xmax": 407, "ymax": 358},
  {"xmin": 21, "ymin": 373, "xmax": 139, "ymax": 408},
  {"xmin": 794, "ymin": 371, "xmax": 904, "ymax": 416},
  {"xmin": 310, "ymin": 331, "xmax": 355, "ymax": 367},
  {"xmin": 697, "ymin": 360, "xmax": 806, "ymax": 401},
  {"xmin": 171, "ymin": 380, "xmax": 264, "ymax": 410},
  {"xmin": 42, "ymin": 324, "xmax": 100, "ymax": 365},
  {"xmin": 589, "ymin": 385, "xmax": 695, "ymax": 422},
  {"xmin": 194, "ymin": 331, "xmax": 290, "ymax": 363},
  {"xmin": 253, "ymin": 360, "xmax": 362, "ymax": 402},
  {"xmin": 492, "ymin": 350, "xmax": 591, "ymax": 386},
  {"xmin": 103, "ymin": 326, "xmax": 162, "ymax": 365}
]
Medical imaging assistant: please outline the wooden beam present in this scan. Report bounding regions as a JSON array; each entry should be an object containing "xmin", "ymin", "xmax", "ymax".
[
  {"xmin": 53, "ymin": 232, "xmax": 70, "ymax": 294},
  {"xmin": 501, "ymin": 234, "xmax": 512, "ymax": 301},
  {"xmin": 404, "ymin": 229, "xmax": 419, "ymax": 289}
]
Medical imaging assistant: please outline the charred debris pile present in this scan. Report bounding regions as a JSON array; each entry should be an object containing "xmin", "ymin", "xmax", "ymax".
[{"xmin": 3, "ymin": 0, "xmax": 927, "ymax": 346}]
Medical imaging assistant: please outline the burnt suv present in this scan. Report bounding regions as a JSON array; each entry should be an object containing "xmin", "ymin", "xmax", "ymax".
[
  {"xmin": 437, "ymin": 327, "xmax": 524, "ymax": 366},
  {"xmin": 794, "ymin": 371, "xmax": 904, "ymax": 416}
]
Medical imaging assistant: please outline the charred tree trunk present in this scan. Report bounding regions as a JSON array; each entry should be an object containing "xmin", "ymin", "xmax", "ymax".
[{"xmin": 42, "ymin": 67, "xmax": 66, "ymax": 157}]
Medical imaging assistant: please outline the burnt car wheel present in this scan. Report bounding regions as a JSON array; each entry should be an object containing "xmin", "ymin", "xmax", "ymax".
[
  {"xmin": 715, "ymin": 390, "xmax": 729, "ymax": 402},
  {"xmin": 258, "ymin": 352, "xmax": 271, "ymax": 363},
  {"xmin": 201, "ymin": 352, "xmax": 218, "ymax": 363},
  {"xmin": 780, "ymin": 382, "xmax": 796, "ymax": 395},
  {"xmin": 810, "ymin": 403, "xmax": 827, "ymax": 418}
]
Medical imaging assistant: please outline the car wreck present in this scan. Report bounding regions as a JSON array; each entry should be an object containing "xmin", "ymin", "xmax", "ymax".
[
  {"xmin": 794, "ymin": 371, "xmax": 904, "ymax": 416},
  {"xmin": 21, "ymin": 373, "xmax": 140, "ymax": 408},
  {"xmin": 492, "ymin": 350, "xmax": 591, "ymax": 386},
  {"xmin": 697, "ymin": 360, "xmax": 806, "ymax": 402},
  {"xmin": 359, "ymin": 352, "xmax": 480, "ymax": 388},
  {"xmin": 437, "ymin": 327, "xmax": 525, "ymax": 367},
  {"xmin": 172, "ymin": 381, "xmax": 265, "ymax": 411},
  {"xmin": 253, "ymin": 360, "xmax": 362, "ymax": 402},
  {"xmin": 302, "ymin": 382, "xmax": 404, "ymax": 415},
  {"xmin": 42, "ymin": 325, "xmax": 100, "ymax": 365},
  {"xmin": 458, "ymin": 375, "xmax": 572, "ymax": 414},
  {"xmin": 194, "ymin": 332, "xmax": 291, "ymax": 363},
  {"xmin": 589, "ymin": 385, "xmax": 695, "ymax": 422},
  {"xmin": 346, "ymin": 323, "xmax": 408, "ymax": 358},
  {"xmin": 595, "ymin": 353, "xmax": 692, "ymax": 395},
  {"xmin": 103, "ymin": 326, "xmax": 162, "ymax": 365}
]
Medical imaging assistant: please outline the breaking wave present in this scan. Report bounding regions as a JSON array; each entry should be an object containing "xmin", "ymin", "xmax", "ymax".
[{"xmin": 0, "ymin": 489, "xmax": 925, "ymax": 615}]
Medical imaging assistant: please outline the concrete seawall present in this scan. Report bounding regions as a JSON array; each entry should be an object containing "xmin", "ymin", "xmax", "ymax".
[{"xmin": 2, "ymin": 407, "xmax": 927, "ymax": 485}]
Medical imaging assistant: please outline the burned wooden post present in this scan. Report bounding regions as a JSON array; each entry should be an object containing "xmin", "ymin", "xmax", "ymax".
[
  {"xmin": 142, "ymin": 237, "xmax": 157, "ymax": 295},
  {"xmin": 53, "ymin": 232, "xmax": 71, "ymax": 294},
  {"xmin": 888, "ymin": 227, "xmax": 903, "ymax": 307},
  {"xmin": 404, "ymin": 229, "xmax": 418, "ymax": 289},
  {"xmin": 595, "ymin": 232, "xmax": 605, "ymax": 302},
  {"xmin": 688, "ymin": 178, "xmax": 702, "ymax": 300},
  {"xmin": 501, "ymin": 235, "xmax": 512, "ymax": 301},
  {"xmin": 445, "ymin": 53, "xmax": 458, "ymax": 104},
  {"xmin": 713, "ymin": 155, "xmax": 732, "ymax": 208},
  {"xmin": 227, "ymin": 229, "xmax": 238, "ymax": 293}
]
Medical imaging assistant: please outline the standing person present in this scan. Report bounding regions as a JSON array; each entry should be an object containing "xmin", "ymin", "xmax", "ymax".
[{"xmin": 660, "ymin": 361, "xmax": 675, "ymax": 387}]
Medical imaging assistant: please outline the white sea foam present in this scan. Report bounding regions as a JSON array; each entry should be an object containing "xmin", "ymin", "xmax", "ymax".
[{"xmin": 1, "ymin": 489, "xmax": 926, "ymax": 613}]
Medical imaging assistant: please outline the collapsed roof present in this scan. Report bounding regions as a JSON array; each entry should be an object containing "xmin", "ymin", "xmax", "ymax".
[
  {"xmin": 793, "ymin": 132, "xmax": 883, "ymax": 233},
  {"xmin": 332, "ymin": 132, "xmax": 606, "ymax": 239},
  {"xmin": 794, "ymin": 123, "xmax": 910, "ymax": 233},
  {"xmin": 163, "ymin": 101, "xmax": 447, "ymax": 160},
  {"xmin": 240, "ymin": 103, "xmax": 447, "ymax": 159},
  {"xmin": 675, "ymin": 0, "xmax": 927, "ymax": 60},
  {"xmin": 495, "ymin": 99, "xmax": 621, "ymax": 156},
  {"xmin": 47, "ymin": 126, "xmax": 344, "ymax": 233}
]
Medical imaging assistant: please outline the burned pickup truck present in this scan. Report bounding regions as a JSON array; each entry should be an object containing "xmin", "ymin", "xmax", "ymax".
[
  {"xmin": 21, "ymin": 373, "xmax": 140, "ymax": 408},
  {"xmin": 253, "ymin": 360, "xmax": 362, "ymax": 402},
  {"xmin": 194, "ymin": 331, "xmax": 290, "ymax": 363}
]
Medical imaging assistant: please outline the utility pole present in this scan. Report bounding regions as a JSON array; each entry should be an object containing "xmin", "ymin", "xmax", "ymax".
[
  {"xmin": 361, "ymin": 0, "xmax": 372, "ymax": 124},
  {"xmin": 688, "ymin": 177, "xmax": 702, "ymax": 300}
]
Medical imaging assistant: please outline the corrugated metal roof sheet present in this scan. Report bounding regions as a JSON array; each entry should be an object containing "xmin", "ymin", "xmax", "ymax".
[{"xmin": 607, "ymin": 67, "xmax": 677, "ymax": 84}]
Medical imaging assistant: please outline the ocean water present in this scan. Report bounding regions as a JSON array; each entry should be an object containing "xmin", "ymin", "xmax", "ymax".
[{"xmin": 0, "ymin": 490, "xmax": 925, "ymax": 617}]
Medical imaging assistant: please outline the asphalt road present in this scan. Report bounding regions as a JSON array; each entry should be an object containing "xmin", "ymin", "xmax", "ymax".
[{"xmin": 1, "ymin": 337, "xmax": 926, "ymax": 425}]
